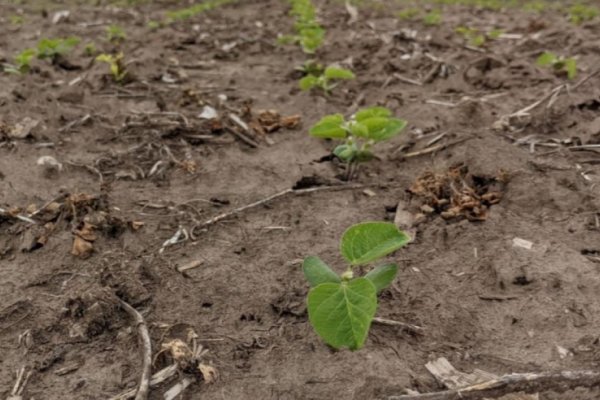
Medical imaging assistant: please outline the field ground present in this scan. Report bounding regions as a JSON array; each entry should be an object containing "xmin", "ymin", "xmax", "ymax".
[{"xmin": 1, "ymin": 0, "xmax": 600, "ymax": 399}]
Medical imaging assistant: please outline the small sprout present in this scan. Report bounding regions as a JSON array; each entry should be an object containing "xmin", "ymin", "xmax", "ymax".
[
  {"xmin": 522, "ymin": 1, "xmax": 546, "ymax": 13},
  {"xmin": 309, "ymin": 106, "xmax": 407, "ymax": 180},
  {"xmin": 536, "ymin": 51, "xmax": 577, "ymax": 80},
  {"xmin": 3, "ymin": 48, "xmax": 36, "ymax": 74},
  {"xmin": 106, "ymin": 25, "xmax": 126, "ymax": 44},
  {"xmin": 455, "ymin": 26, "xmax": 502, "ymax": 47},
  {"xmin": 299, "ymin": 64, "xmax": 355, "ymax": 94},
  {"xmin": 397, "ymin": 8, "xmax": 419, "ymax": 20},
  {"xmin": 147, "ymin": 20, "xmax": 161, "ymax": 30},
  {"xmin": 303, "ymin": 221, "xmax": 410, "ymax": 350},
  {"xmin": 37, "ymin": 37, "xmax": 80, "ymax": 61},
  {"xmin": 164, "ymin": 0, "xmax": 235, "ymax": 23},
  {"xmin": 568, "ymin": 4, "xmax": 598, "ymax": 25},
  {"xmin": 9, "ymin": 15, "xmax": 24, "ymax": 25},
  {"xmin": 96, "ymin": 52, "xmax": 128, "ymax": 82},
  {"xmin": 423, "ymin": 9, "xmax": 442, "ymax": 26},
  {"xmin": 488, "ymin": 28, "xmax": 503, "ymax": 40},
  {"xmin": 283, "ymin": 0, "xmax": 325, "ymax": 54},
  {"xmin": 84, "ymin": 43, "xmax": 97, "ymax": 57}
]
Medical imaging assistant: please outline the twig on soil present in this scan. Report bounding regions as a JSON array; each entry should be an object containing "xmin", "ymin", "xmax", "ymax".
[
  {"xmin": 27, "ymin": 193, "xmax": 69, "ymax": 218},
  {"xmin": 118, "ymin": 300, "xmax": 152, "ymax": 400},
  {"xmin": 494, "ymin": 68, "xmax": 600, "ymax": 130},
  {"xmin": 399, "ymin": 137, "xmax": 472, "ymax": 159},
  {"xmin": 190, "ymin": 184, "xmax": 365, "ymax": 237},
  {"xmin": 228, "ymin": 113, "xmax": 259, "ymax": 147},
  {"xmin": 0, "ymin": 207, "xmax": 37, "ymax": 224},
  {"xmin": 389, "ymin": 370, "xmax": 600, "ymax": 400},
  {"xmin": 7, "ymin": 366, "xmax": 31, "ymax": 400},
  {"xmin": 462, "ymin": 44, "xmax": 486, "ymax": 53},
  {"xmin": 65, "ymin": 161, "xmax": 104, "ymax": 183},
  {"xmin": 164, "ymin": 378, "xmax": 194, "ymax": 400},
  {"xmin": 177, "ymin": 259, "xmax": 203, "ymax": 273},
  {"xmin": 372, "ymin": 317, "xmax": 424, "ymax": 335},
  {"xmin": 159, "ymin": 226, "xmax": 189, "ymax": 254},
  {"xmin": 108, "ymin": 364, "xmax": 178, "ymax": 400},
  {"xmin": 393, "ymin": 73, "xmax": 423, "ymax": 86}
]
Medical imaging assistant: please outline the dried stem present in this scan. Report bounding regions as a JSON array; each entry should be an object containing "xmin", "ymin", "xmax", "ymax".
[
  {"xmin": 389, "ymin": 370, "xmax": 600, "ymax": 400},
  {"xmin": 191, "ymin": 184, "xmax": 365, "ymax": 237},
  {"xmin": 118, "ymin": 300, "xmax": 152, "ymax": 400}
]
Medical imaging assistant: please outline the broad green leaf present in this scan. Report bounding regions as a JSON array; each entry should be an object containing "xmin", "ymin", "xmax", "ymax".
[
  {"xmin": 309, "ymin": 114, "xmax": 347, "ymax": 139},
  {"xmin": 303, "ymin": 256, "xmax": 340, "ymax": 287},
  {"xmin": 363, "ymin": 117, "xmax": 407, "ymax": 142},
  {"xmin": 96, "ymin": 54, "xmax": 112, "ymax": 63},
  {"xmin": 324, "ymin": 66, "xmax": 355, "ymax": 80},
  {"xmin": 365, "ymin": 264, "xmax": 398, "ymax": 294},
  {"xmin": 299, "ymin": 75, "xmax": 319, "ymax": 91},
  {"xmin": 299, "ymin": 26, "xmax": 324, "ymax": 54},
  {"xmin": 348, "ymin": 121, "xmax": 368, "ymax": 138},
  {"xmin": 341, "ymin": 221, "xmax": 410, "ymax": 265},
  {"xmin": 333, "ymin": 144, "xmax": 355, "ymax": 162},
  {"xmin": 564, "ymin": 58, "xmax": 577, "ymax": 80},
  {"xmin": 536, "ymin": 52, "xmax": 556, "ymax": 67},
  {"xmin": 355, "ymin": 107, "xmax": 391, "ymax": 122},
  {"xmin": 307, "ymin": 278, "xmax": 377, "ymax": 350}
]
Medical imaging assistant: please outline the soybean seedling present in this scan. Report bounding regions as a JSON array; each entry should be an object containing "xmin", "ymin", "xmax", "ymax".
[
  {"xmin": 423, "ymin": 9, "xmax": 442, "ymax": 26},
  {"xmin": 3, "ymin": 48, "xmax": 36, "ymax": 74},
  {"xmin": 309, "ymin": 106, "xmax": 407, "ymax": 180},
  {"xmin": 96, "ymin": 53, "xmax": 128, "ymax": 82},
  {"xmin": 303, "ymin": 221, "xmax": 410, "ymax": 350},
  {"xmin": 106, "ymin": 25, "xmax": 126, "ymax": 44},
  {"xmin": 455, "ymin": 26, "xmax": 502, "ymax": 47},
  {"xmin": 536, "ymin": 51, "xmax": 577, "ymax": 80},
  {"xmin": 37, "ymin": 37, "xmax": 80, "ymax": 62},
  {"xmin": 568, "ymin": 4, "xmax": 598, "ymax": 25},
  {"xmin": 84, "ymin": 43, "xmax": 97, "ymax": 57},
  {"xmin": 299, "ymin": 64, "xmax": 355, "ymax": 94},
  {"xmin": 279, "ymin": 0, "xmax": 324, "ymax": 54}
]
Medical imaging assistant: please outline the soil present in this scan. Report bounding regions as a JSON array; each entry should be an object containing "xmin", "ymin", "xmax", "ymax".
[{"xmin": 1, "ymin": 1, "xmax": 600, "ymax": 399}]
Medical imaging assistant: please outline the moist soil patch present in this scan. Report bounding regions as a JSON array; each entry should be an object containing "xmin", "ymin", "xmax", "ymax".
[{"xmin": 2, "ymin": 1, "xmax": 600, "ymax": 399}]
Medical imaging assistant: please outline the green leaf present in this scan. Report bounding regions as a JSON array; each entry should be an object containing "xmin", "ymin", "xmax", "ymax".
[
  {"xmin": 536, "ymin": 52, "xmax": 556, "ymax": 67},
  {"xmin": 365, "ymin": 264, "xmax": 398, "ymax": 294},
  {"xmin": 355, "ymin": 107, "xmax": 392, "ymax": 122},
  {"xmin": 309, "ymin": 114, "xmax": 347, "ymax": 139},
  {"xmin": 348, "ymin": 121, "xmax": 368, "ymax": 138},
  {"xmin": 333, "ymin": 143, "xmax": 356, "ymax": 162},
  {"xmin": 299, "ymin": 75, "xmax": 319, "ymax": 91},
  {"xmin": 324, "ymin": 66, "xmax": 355, "ymax": 80},
  {"xmin": 363, "ymin": 117, "xmax": 407, "ymax": 142},
  {"xmin": 303, "ymin": 256, "xmax": 341, "ymax": 287},
  {"xmin": 564, "ymin": 58, "xmax": 577, "ymax": 80},
  {"xmin": 340, "ymin": 221, "xmax": 410, "ymax": 265},
  {"xmin": 307, "ymin": 278, "xmax": 377, "ymax": 350}
]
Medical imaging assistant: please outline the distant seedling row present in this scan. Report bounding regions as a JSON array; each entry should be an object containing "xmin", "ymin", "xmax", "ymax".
[{"xmin": 397, "ymin": 0, "xmax": 598, "ymax": 25}]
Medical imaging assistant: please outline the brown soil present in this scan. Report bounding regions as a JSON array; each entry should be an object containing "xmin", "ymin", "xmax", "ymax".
[{"xmin": 1, "ymin": 1, "xmax": 600, "ymax": 399}]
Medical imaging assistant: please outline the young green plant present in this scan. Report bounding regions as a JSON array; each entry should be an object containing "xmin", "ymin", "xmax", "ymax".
[
  {"xmin": 106, "ymin": 25, "xmax": 126, "ymax": 44},
  {"xmin": 309, "ymin": 106, "xmax": 407, "ymax": 180},
  {"xmin": 96, "ymin": 52, "xmax": 128, "ymax": 82},
  {"xmin": 303, "ymin": 221, "xmax": 410, "ymax": 350},
  {"xmin": 37, "ymin": 37, "xmax": 80, "ymax": 62},
  {"xmin": 299, "ymin": 64, "xmax": 355, "ymax": 93},
  {"xmin": 568, "ymin": 4, "xmax": 598, "ymax": 25},
  {"xmin": 3, "ymin": 48, "xmax": 36, "ymax": 74},
  {"xmin": 536, "ymin": 51, "xmax": 577, "ymax": 80},
  {"xmin": 279, "ymin": 0, "xmax": 324, "ymax": 54},
  {"xmin": 455, "ymin": 26, "xmax": 502, "ymax": 47},
  {"xmin": 423, "ymin": 9, "xmax": 442, "ymax": 26}
]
